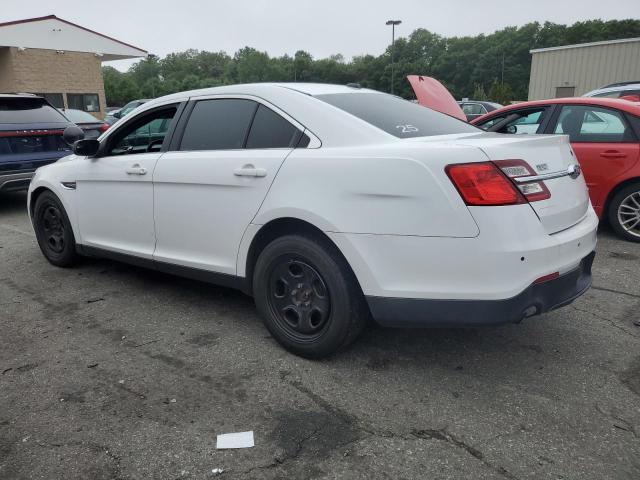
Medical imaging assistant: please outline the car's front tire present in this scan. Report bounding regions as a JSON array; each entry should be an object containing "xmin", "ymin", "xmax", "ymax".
[
  {"xmin": 608, "ymin": 182, "xmax": 640, "ymax": 243},
  {"xmin": 253, "ymin": 234, "xmax": 368, "ymax": 358},
  {"xmin": 33, "ymin": 191, "xmax": 79, "ymax": 267}
]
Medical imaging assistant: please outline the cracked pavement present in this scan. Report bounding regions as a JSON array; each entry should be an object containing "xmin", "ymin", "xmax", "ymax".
[{"xmin": 1, "ymin": 190, "xmax": 639, "ymax": 479}]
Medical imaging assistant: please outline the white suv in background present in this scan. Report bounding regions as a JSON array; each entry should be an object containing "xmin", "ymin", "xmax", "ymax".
[
  {"xmin": 28, "ymin": 83, "xmax": 598, "ymax": 358},
  {"xmin": 583, "ymin": 81, "xmax": 640, "ymax": 99}
]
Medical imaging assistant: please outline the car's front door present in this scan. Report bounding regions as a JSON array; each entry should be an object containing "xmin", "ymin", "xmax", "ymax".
[
  {"xmin": 547, "ymin": 104, "xmax": 640, "ymax": 215},
  {"xmin": 74, "ymin": 103, "xmax": 180, "ymax": 258},
  {"xmin": 153, "ymin": 97, "xmax": 306, "ymax": 275}
]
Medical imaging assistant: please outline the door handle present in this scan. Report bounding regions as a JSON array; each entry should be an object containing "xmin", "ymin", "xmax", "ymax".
[
  {"xmin": 234, "ymin": 164, "xmax": 267, "ymax": 177},
  {"xmin": 126, "ymin": 164, "xmax": 147, "ymax": 175},
  {"xmin": 600, "ymin": 151, "xmax": 627, "ymax": 159}
]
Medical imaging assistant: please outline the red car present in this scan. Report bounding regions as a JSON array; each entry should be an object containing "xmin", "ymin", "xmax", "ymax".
[{"xmin": 471, "ymin": 98, "xmax": 640, "ymax": 242}]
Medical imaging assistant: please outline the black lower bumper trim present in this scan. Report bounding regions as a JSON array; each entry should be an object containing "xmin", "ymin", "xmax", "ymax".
[{"xmin": 366, "ymin": 251, "xmax": 595, "ymax": 328}]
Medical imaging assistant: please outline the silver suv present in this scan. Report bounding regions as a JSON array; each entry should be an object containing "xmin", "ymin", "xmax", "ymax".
[{"xmin": 583, "ymin": 81, "xmax": 640, "ymax": 99}]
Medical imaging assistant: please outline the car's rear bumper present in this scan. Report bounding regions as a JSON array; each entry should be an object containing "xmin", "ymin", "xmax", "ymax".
[
  {"xmin": 0, "ymin": 171, "xmax": 35, "ymax": 192},
  {"xmin": 367, "ymin": 251, "xmax": 594, "ymax": 327}
]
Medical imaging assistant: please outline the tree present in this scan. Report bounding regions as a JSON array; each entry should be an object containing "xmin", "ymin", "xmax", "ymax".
[{"xmin": 102, "ymin": 18, "xmax": 640, "ymax": 106}]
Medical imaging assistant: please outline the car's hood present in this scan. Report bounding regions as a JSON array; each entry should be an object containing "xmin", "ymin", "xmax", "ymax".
[{"xmin": 407, "ymin": 75, "xmax": 467, "ymax": 122}]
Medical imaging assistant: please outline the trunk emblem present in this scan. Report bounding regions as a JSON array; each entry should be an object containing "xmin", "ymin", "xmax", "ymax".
[{"xmin": 536, "ymin": 163, "xmax": 549, "ymax": 172}]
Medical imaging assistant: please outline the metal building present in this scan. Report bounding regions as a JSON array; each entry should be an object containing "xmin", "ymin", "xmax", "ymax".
[{"xmin": 528, "ymin": 37, "xmax": 640, "ymax": 100}]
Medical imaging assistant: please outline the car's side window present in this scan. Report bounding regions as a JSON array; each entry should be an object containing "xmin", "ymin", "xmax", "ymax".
[
  {"xmin": 502, "ymin": 110, "xmax": 544, "ymax": 134},
  {"xmin": 461, "ymin": 103, "xmax": 484, "ymax": 116},
  {"xmin": 106, "ymin": 106, "xmax": 178, "ymax": 156},
  {"xmin": 179, "ymin": 99, "xmax": 257, "ymax": 151},
  {"xmin": 477, "ymin": 115, "xmax": 506, "ymax": 130},
  {"xmin": 246, "ymin": 104, "xmax": 302, "ymax": 149},
  {"xmin": 553, "ymin": 105, "xmax": 636, "ymax": 143}
]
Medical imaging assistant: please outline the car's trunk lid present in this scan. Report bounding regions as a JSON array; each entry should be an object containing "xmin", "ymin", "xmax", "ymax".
[
  {"xmin": 407, "ymin": 75, "xmax": 467, "ymax": 121},
  {"xmin": 453, "ymin": 133, "xmax": 590, "ymax": 234}
]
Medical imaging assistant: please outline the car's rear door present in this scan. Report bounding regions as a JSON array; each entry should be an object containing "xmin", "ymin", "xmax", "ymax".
[
  {"xmin": 545, "ymin": 104, "xmax": 640, "ymax": 215},
  {"xmin": 153, "ymin": 96, "xmax": 305, "ymax": 275}
]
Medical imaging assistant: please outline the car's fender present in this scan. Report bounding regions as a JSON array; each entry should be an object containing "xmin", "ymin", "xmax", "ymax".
[{"xmin": 28, "ymin": 157, "xmax": 83, "ymax": 241}]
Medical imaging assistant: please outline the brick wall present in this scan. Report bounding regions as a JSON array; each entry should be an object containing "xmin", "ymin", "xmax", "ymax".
[{"xmin": 0, "ymin": 47, "xmax": 107, "ymax": 119}]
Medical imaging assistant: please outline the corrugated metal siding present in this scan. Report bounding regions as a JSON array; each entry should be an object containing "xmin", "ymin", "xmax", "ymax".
[{"xmin": 528, "ymin": 40, "xmax": 640, "ymax": 100}]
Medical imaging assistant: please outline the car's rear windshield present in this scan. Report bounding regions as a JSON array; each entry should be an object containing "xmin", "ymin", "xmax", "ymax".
[
  {"xmin": 63, "ymin": 109, "xmax": 99, "ymax": 124},
  {"xmin": 315, "ymin": 92, "xmax": 479, "ymax": 138},
  {"xmin": 0, "ymin": 97, "xmax": 69, "ymax": 124}
]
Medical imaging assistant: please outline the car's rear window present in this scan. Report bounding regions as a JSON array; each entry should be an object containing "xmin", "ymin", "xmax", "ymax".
[
  {"xmin": 63, "ymin": 109, "xmax": 99, "ymax": 124},
  {"xmin": 0, "ymin": 97, "xmax": 68, "ymax": 124},
  {"xmin": 315, "ymin": 92, "xmax": 479, "ymax": 138}
]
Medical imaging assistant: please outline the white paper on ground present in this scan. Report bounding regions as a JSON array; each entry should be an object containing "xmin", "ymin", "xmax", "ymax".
[{"xmin": 216, "ymin": 431, "xmax": 254, "ymax": 449}]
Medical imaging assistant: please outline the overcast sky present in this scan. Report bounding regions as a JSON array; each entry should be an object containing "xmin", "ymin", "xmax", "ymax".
[{"xmin": 2, "ymin": 0, "xmax": 637, "ymax": 70}]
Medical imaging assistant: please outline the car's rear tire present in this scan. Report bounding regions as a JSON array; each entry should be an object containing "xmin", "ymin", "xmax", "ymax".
[
  {"xmin": 608, "ymin": 182, "xmax": 640, "ymax": 243},
  {"xmin": 33, "ymin": 191, "xmax": 79, "ymax": 267},
  {"xmin": 253, "ymin": 234, "xmax": 368, "ymax": 358}
]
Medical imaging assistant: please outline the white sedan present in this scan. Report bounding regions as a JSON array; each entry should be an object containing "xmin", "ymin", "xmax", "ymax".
[{"xmin": 28, "ymin": 83, "xmax": 598, "ymax": 358}]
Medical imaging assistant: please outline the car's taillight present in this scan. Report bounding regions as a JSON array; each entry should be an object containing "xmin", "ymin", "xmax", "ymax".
[
  {"xmin": 99, "ymin": 123, "xmax": 110, "ymax": 133},
  {"xmin": 493, "ymin": 159, "xmax": 551, "ymax": 202},
  {"xmin": 446, "ymin": 162, "xmax": 526, "ymax": 206}
]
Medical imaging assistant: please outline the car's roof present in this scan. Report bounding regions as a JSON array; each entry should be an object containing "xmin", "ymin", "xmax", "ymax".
[
  {"xmin": 145, "ymin": 83, "xmax": 380, "ymax": 106},
  {"xmin": 472, "ymin": 97, "xmax": 640, "ymax": 124}
]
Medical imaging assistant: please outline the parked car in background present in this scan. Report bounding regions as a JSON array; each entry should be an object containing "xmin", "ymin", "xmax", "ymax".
[
  {"xmin": 105, "ymin": 99, "xmax": 151, "ymax": 125},
  {"xmin": 61, "ymin": 109, "xmax": 110, "ymax": 139},
  {"xmin": 457, "ymin": 100, "xmax": 503, "ymax": 121},
  {"xmin": 472, "ymin": 97, "xmax": 640, "ymax": 242},
  {"xmin": 28, "ymin": 83, "xmax": 596, "ymax": 357},
  {"xmin": 583, "ymin": 81, "xmax": 640, "ymax": 101},
  {"xmin": 0, "ymin": 94, "xmax": 74, "ymax": 192}
]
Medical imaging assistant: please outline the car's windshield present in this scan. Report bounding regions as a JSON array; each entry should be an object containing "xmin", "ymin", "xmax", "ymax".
[{"xmin": 315, "ymin": 92, "xmax": 479, "ymax": 138}]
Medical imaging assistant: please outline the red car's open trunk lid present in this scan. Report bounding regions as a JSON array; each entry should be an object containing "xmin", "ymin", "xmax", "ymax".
[{"xmin": 407, "ymin": 75, "xmax": 467, "ymax": 121}]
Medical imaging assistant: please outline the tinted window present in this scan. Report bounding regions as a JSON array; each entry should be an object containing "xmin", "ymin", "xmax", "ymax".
[
  {"xmin": 316, "ymin": 93, "xmax": 478, "ymax": 138},
  {"xmin": 246, "ymin": 105, "xmax": 301, "ymax": 149},
  {"xmin": 180, "ymin": 99, "xmax": 257, "ymax": 151},
  {"xmin": 108, "ymin": 107, "xmax": 177, "ymax": 155},
  {"xmin": 0, "ymin": 97, "xmax": 69, "ymax": 124},
  {"xmin": 592, "ymin": 91, "xmax": 621, "ymax": 98},
  {"xmin": 554, "ymin": 105, "xmax": 635, "ymax": 143}
]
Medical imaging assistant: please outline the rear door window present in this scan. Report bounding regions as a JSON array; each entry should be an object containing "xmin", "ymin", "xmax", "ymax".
[
  {"xmin": 180, "ymin": 99, "xmax": 257, "ymax": 150},
  {"xmin": 553, "ymin": 105, "xmax": 636, "ymax": 143},
  {"xmin": 245, "ymin": 105, "xmax": 302, "ymax": 149}
]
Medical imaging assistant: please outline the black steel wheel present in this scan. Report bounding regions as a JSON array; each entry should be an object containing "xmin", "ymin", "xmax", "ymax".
[
  {"xmin": 33, "ymin": 191, "xmax": 79, "ymax": 267},
  {"xmin": 253, "ymin": 234, "xmax": 368, "ymax": 358},
  {"xmin": 268, "ymin": 258, "xmax": 332, "ymax": 342}
]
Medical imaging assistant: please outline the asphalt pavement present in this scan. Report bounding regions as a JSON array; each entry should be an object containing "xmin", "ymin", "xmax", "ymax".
[{"xmin": 1, "ymin": 190, "xmax": 639, "ymax": 480}]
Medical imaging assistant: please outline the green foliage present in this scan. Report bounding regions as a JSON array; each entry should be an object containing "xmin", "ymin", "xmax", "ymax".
[{"xmin": 103, "ymin": 19, "xmax": 640, "ymax": 106}]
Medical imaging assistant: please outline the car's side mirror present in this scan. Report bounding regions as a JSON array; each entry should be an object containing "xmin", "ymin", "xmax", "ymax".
[
  {"xmin": 63, "ymin": 126, "xmax": 85, "ymax": 145},
  {"xmin": 113, "ymin": 111, "xmax": 121, "ymax": 119},
  {"xmin": 73, "ymin": 139, "xmax": 100, "ymax": 157}
]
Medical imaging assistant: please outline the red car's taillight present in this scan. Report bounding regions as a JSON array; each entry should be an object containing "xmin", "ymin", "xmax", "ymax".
[
  {"xmin": 99, "ymin": 123, "xmax": 110, "ymax": 133},
  {"xmin": 446, "ymin": 162, "xmax": 526, "ymax": 206}
]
